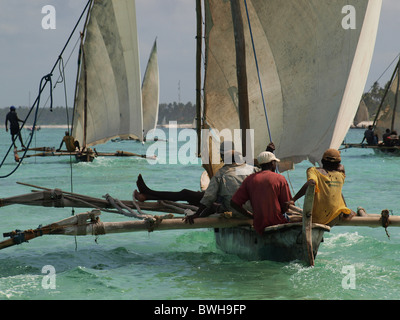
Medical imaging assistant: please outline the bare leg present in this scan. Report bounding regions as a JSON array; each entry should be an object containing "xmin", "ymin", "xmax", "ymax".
[
  {"xmin": 10, "ymin": 134, "xmax": 17, "ymax": 148},
  {"xmin": 17, "ymin": 131, "xmax": 26, "ymax": 149},
  {"xmin": 135, "ymin": 174, "xmax": 204, "ymax": 206}
]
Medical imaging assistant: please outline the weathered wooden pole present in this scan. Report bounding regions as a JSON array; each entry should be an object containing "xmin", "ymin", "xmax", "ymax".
[
  {"xmin": 231, "ymin": 0, "xmax": 250, "ymax": 157},
  {"xmin": 302, "ymin": 185, "xmax": 315, "ymax": 266},
  {"xmin": 196, "ymin": 0, "xmax": 203, "ymax": 156}
]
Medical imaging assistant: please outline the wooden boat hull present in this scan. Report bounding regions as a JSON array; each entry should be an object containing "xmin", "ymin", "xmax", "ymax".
[
  {"xmin": 342, "ymin": 143, "xmax": 400, "ymax": 156},
  {"xmin": 214, "ymin": 223, "xmax": 330, "ymax": 263},
  {"xmin": 372, "ymin": 147, "xmax": 400, "ymax": 156},
  {"xmin": 75, "ymin": 152, "xmax": 95, "ymax": 162}
]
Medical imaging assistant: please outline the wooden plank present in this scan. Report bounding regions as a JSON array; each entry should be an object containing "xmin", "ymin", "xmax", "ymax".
[
  {"xmin": 336, "ymin": 214, "xmax": 400, "ymax": 227},
  {"xmin": 0, "ymin": 211, "xmax": 253, "ymax": 250},
  {"xmin": 3, "ymin": 185, "xmax": 184, "ymax": 213},
  {"xmin": 302, "ymin": 184, "xmax": 315, "ymax": 266}
]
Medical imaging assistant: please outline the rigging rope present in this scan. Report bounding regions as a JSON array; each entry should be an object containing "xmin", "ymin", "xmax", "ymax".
[
  {"xmin": 0, "ymin": 74, "xmax": 52, "ymax": 178},
  {"xmin": 243, "ymin": 0, "xmax": 272, "ymax": 143},
  {"xmin": 0, "ymin": 0, "xmax": 92, "ymax": 178}
]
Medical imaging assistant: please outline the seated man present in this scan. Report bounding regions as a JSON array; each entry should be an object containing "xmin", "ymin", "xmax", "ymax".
[
  {"xmin": 187, "ymin": 145, "xmax": 256, "ymax": 222},
  {"xmin": 57, "ymin": 131, "xmax": 80, "ymax": 152},
  {"xmin": 288, "ymin": 148, "xmax": 355, "ymax": 226},
  {"xmin": 382, "ymin": 129, "xmax": 391, "ymax": 146},
  {"xmin": 363, "ymin": 125, "xmax": 378, "ymax": 145},
  {"xmin": 135, "ymin": 141, "xmax": 264, "ymax": 222},
  {"xmin": 386, "ymin": 131, "xmax": 400, "ymax": 147},
  {"xmin": 230, "ymin": 151, "xmax": 297, "ymax": 235}
]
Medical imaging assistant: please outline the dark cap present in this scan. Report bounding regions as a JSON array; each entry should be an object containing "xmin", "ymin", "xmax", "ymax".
[{"xmin": 322, "ymin": 149, "xmax": 341, "ymax": 162}]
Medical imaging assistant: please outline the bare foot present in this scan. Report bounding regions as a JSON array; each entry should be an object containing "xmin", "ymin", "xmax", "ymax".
[
  {"xmin": 137, "ymin": 174, "xmax": 151, "ymax": 194},
  {"xmin": 134, "ymin": 190, "xmax": 147, "ymax": 202}
]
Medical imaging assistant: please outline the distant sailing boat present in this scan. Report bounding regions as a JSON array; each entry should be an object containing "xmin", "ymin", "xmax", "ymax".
[
  {"xmin": 72, "ymin": 0, "xmax": 159, "ymax": 160},
  {"xmin": 353, "ymin": 100, "xmax": 370, "ymax": 128},
  {"xmin": 369, "ymin": 57, "xmax": 400, "ymax": 155},
  {"xmin": 343, "ymin": 57, "xmax": 400, "ymax": 155}
]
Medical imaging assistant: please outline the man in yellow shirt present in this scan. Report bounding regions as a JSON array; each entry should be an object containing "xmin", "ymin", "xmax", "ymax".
[
  {"xmin": 57, "ymin": 131, "xmax": 80, "ymax": 152},
  {"xmin": 289, "ymin": 149, "xmax": 355, "ymax": 226}
]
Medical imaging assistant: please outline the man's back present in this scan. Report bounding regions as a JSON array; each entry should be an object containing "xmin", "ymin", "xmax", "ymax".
[
  {"xmin": 232, "ymin": 170, "xmax": 291, "ymax": 233},
  {"xmin": 6, "ymin": 112, "xmax": 19, "ymax": 129},
  {"xmin": 200, "ymin": 163, "xmax": 255, "ymax": 217},
  {"xmin": 306, "ymin": 167, "xmax": 350, "ymax": 224},
  {"xmin": 63, "ymin": 135, "xmax": 76, "ymax": 152}
]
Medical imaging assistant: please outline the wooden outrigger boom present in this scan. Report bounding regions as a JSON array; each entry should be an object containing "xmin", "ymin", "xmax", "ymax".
[
  {"xmin": 1, "ymin": 182, "xmax": 398, "ymax": 229},
  {"xmin": 1, "ymin": 183, "xmax": 399, "ymax": 261},
  {"xmin": 1, "ymin": 208, "xmax": 398, "ymax": 252},
  {"xmin": 0, "ymin": 210, "xmax": 253, "ymax": 251}
]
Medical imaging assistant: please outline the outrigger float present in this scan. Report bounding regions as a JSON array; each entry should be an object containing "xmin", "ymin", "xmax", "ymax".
[
  {"xmin": 0, "ymin": 183, "xmax": 397, "ymax": 266},
  {"xmin": 15, "ymin": 147, "xmax": 156, "ymax": 163}
]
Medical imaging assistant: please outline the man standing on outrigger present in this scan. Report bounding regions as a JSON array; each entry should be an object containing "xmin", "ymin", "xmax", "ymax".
[{"xmin": 5, "ymin": 106, "xmax": 26, "ymax": 149}]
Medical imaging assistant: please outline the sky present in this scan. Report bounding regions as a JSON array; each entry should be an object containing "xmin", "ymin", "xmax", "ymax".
[{"xmin": 0, "ymin": 0, "xmax": 399, "ymax": 109}]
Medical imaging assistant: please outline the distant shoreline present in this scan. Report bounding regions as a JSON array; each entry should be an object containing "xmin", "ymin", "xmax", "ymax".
[{"xmin": 157, "ymin": 123, "xmax": 194, "ymax": 129}]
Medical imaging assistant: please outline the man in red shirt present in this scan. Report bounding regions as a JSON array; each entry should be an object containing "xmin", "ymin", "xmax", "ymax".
[{"xmin": 230, "ymin": 151, "xmax": 293, "ymax": 234}]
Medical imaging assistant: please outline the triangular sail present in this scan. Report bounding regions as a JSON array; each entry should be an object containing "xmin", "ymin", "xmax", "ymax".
[
  {"xmin": 142, "ymin": 39, "xmax": 160, "ymax": 138},
  {"xmin": 202, "ymin": 0, "xmax": 381, "ymax": 171},
  {"xmin": 354, "ymin": 100, "xmax": 370, "ymax": 127},
  {"xmin": 72, "ymin": 0, "xmax": 143, "ymax": 147},
  {"xmin": 375, "ymin": 63, "xmax": 400, "ymax": 139}
]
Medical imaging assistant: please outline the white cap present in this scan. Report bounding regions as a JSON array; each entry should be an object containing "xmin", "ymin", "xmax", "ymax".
[{"xmin": 257, "ymin": 151, "xmax": 280, "ymax": 165}]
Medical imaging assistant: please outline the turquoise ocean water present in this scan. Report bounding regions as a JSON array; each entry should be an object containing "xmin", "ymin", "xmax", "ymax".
[{"xmin": 0, "ymin": 127, "xmax": 399, "ymax": 300}]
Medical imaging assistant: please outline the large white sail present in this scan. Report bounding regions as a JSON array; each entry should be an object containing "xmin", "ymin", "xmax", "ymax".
[
  {"xmin": 72, "ymin": 0, "xmax": 143, "ymax": 147},
  {"xmin": 203, "ymin": 0, "xmax": 381, "ymax": 170},
  {"xmin": 142, "ymin": 39, "xmax": 159, "ymax": 138}
]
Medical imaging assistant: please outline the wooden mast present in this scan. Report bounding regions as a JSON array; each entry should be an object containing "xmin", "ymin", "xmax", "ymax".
[
  {"xmin": 302, "ymin": 185, "xmax": 315, "ymax": 267},
  {"xmin": 196, "ymin": 0, "xmax": 203, "ymax": 157},
  {"xmin": 81, "ymin": 36, "xmax": 88, "ymax": 153},
  {"xmin": 71, "ymin": 0, "xmax": 92, "ymax": 141},
  {"xmin": 230, "ymin": 0, "xmax": 250, "ymax": 157},
  {"xmin": 79, "ymin": 34, "xmax": 91, "ymax": 162}
]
